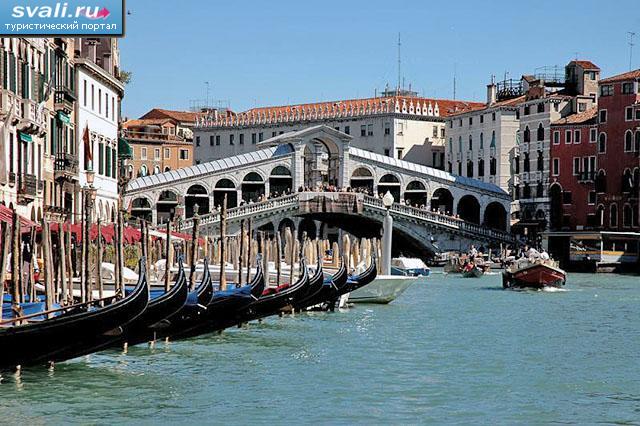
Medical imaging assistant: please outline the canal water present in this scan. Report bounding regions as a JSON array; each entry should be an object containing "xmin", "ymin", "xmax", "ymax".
[{"xmin": 1, "ymin": 271, "xmax": 639, "ymax": 424}]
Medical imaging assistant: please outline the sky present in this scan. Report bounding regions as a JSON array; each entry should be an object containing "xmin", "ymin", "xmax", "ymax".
[{"xmin": 119, "ymin": 0, "xmax": 640, "ymax": 119}]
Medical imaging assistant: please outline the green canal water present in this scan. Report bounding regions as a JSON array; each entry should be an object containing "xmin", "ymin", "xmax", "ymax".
[{"xmin": 1, "ymin": 271, "xmax": 639, "ymax": 424}]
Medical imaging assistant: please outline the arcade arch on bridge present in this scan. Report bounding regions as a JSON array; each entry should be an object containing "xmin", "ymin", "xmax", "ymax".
[
  {"xmin": 130, "ymin": 196, "xmax": 152, "ymax": 222},
  {"xmin": 404, "ymin": 180, "xmax": 428, "ymax": 207},
  {"xmin": 457, "ymin": 194, "xmax": 480, "ymax": 224},
  {"xmin": 350, "ymin": 167, "xmax": 374, "ymax": 193},
  {"xmin": 430, "ymin": 188, "xmax": 453, "ymax": 214},
  {"xmin": 157, "ymin": 190, "xmax": 179, "ymax": 224},
  {"xmin": 214, "ymin": 178, "xmax": 237, "ymax": 208},
  {"xmin": 483, "ymin": 201, "xmax": 508, "ymax": 231},
  {"xmin": 241, "ymin": 172, "xmax": 265, "ymax": 203},
  {"xmin": 378, "ymin": 173, "xmax": 401, "ymax": 202},
  {"xmin": 185, "ymin": 184, "xmax": 209, "ymax": 217},
  {"xmin": 269, "ymin": 165, "xmax": 293, "ymax": 196}
]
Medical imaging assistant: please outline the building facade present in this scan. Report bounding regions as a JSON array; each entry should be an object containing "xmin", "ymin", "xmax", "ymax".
[
  {"xmin": 595, "ymin": 69, "xmax": 640, "ymax": 231},
  {"xmin": 548, "ymin": 108, "xmax": 598, "ymax": 230},
  {"xmin": 445, "ymin": 83, "xmax": 523, "ymax": 193},
  {"xmin": 122, "ymin": 118, "xmax": 193, "ymax": 179},
  {"xmin": 193, "ymin": 95, "xmax": 483, "ymax": 170}
]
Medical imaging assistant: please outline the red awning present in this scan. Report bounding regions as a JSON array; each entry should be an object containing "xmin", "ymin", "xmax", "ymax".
[
  {"xmin": 0, "ymin": 204, "xmax": 37, "ymax": 233},
  {"xmin": 48, "ymin": 222, "xmax": 142, "ymax": 244}
]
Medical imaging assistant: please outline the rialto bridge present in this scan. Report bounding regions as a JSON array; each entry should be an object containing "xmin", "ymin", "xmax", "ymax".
[{"xmin": 124, "ymin": 126, "xmax": 514, "ymax": 254}]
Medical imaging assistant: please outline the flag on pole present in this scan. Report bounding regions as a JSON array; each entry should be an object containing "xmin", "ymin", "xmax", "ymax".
[{"xmin": 83, "ymin": 122, "xmax": 92, "ymax": 168}]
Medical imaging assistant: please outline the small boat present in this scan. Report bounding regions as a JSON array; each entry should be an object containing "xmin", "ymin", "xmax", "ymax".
[
  {"xmin": 462, "ymin": 264, "xmax": 484, "ymax": 278},
  {"xmin": 502, "ymin": 260, "xmax": 567, "ymax": 290},
  {"xmin": 391, "ymin": 257, "xmax": 430, "ymax": 277},
  {"xmin": 0, "ymin": 258, "xmax": 149, "ymax": 370},
  {"xmin": 348, "ymin": 273, "xmax": 417, "ymax": 304}
]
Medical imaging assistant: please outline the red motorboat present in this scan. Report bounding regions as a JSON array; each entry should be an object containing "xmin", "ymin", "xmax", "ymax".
[{"xmin": 502, "ymin": 261, "xmax": 566, "ymax": 289}]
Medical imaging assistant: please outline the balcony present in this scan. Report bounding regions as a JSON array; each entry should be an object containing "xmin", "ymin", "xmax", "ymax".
[
  {"xmin": 17, "ymin": 173, "xmax": 37, "ymax": 204},
  {"xmin": 54, "ymin": 153, "xmax": 79, "ymax": 181},
  {"xmin": 0, "ymin": 89, "xmax": 20, "ymax": 123},
  {"xmin": 17, "ymin": 99, "xmax": 47, "ymax": 136},
  {"xmin": 578, "ymin": 171, "xmax": 595, "ymax": 183},
  {"xmin": 54, "ymin": 86, "xmax": 76, "ymax": 114}
]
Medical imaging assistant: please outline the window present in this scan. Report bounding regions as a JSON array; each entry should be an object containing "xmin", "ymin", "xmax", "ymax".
[
  {"xmin": 573, "ymin": 157, "xmax": 580, "ymax": 175},
  {"xmin": 196, "ymin": 136, "xmax": 200, "ymax": 147},
  {"xmin": 466, "ymin": 160, "xmax": 473, "ymax": 177},
  {"xmin": 553, "ymin": 131, "xmax": 560, "ymax": 145},
  {"xmin": 626, "ymin": 107, "xmax": 634, "ymax": 121},
  {"xmin": 259, "ymin": 132, "xmax": 264, "ymax": 142},
  {"xmin": 215, "ymin": 135, "xmax": 220, "ymax": 146},
  {"xmin": 524, "ymin": 126, "xmax": 530, "ymax": 143},
  {"xmin": 537, "ymin": 103, "xmax": 544, "ymax": 113},
  {"xmin": 574, "ymin": 130, "xmax": 580, "ymax": 144},
  {"xmin": 536, "ymin": 181, "xmax": 544, "ymax": 198},
  {"xmin": 636, "ymin": 132, "xmax": 640, "ymax": 151},
  {"xmin": 98, "ymin": 89, "xmax": 102, "ymax": 114},
  {"xmin": 433, "ymin": 126, "xmax": 438, "ymax": 137},
  {"xmin": 588, "ymin": 191, "xmax": 596, "ymax": 205},
  {"xmin": 524, "ymin": 105, "xmax": 530, "ymax": 115},
  {"xmin": 179, "ymin": 149, "xmax": 189, "ymax": 160},
  {"xmin": 478, "ymin": 159, "xmax": 485, "ymax": 176},
  {"xmin": 552, "ymin": 158, "xmax": 560, "ymax": 175},
  {"xmin": 91, "ymin": 84, "xmax": 94, "ymax": 110},
  {"xmin": 344, "ymin": 126, "xmax": 350, "ymax": 135},
  {"xmin": 479, "ymin": 132, "xmax": 484, "ymax": 149},
  {"xmin": 141, "ymin": 147, "xmax": 147, "ymax": 160},
  {"xmin": 610, "ymin": 204, "xmax": 618, "ymax": 227},
  {"xmin": 384, "ymin": 148, "xmax": 390, "ymax": 157},
  {"xmin": 636, "ymin": 109, "xmax": 640, "ymax": 120},
  {"xmin": 537, "ymin": 151, "xmax": 544, "ymax": 171},
  {"xmin": 397, "ymin": 148, "xmax": 404, "ymax": 160},
  {"xmin": 441, "ymin": 128, "xmax": 445, "ymax": 138},
  {"xmin": 622, "ymin": 82, "xmax": 634, "ymax": 94},
  {"xmin": 209, "ymin": 135, "xmax": 214, "ymax": 146},
  {"xmin": 164, "ymin": 148, "xmax": 170, "ymax": 158},
  {"xmin": 384, "ymin": 122, "xmax": 391, "ymax": 135},
  {"xmin": 524, "ymin": 153, "xmax": 530, "ymax": 172},
  {"xmin": 154, "ymin": 148, "xmax": 160, "ymax": 160},
  {"xmin": 598, "ymin": 133, "xmax": 607, "ymax": 153},
  {"xmin": 360, "ymin": 125, "xmax": 366, "ymax": 136},
  {"xmin": 449, "ymin": 120, "xmax": 453, "ymax": 128},
  {"xmin": 565, "ymin": 130, "xmax": 572, "ymax": 144},
  {"xmin": 367, "ymin": 124, "xmax": 373, "ymax": 136},
  {"xmin": 590, "ymin": 128, "xmax": 597, "ymax": 143},
  {"xmin": 490, "ymin": 157, "xmax": 497, "ymax": 175},
  {"xmin": 469, "ymin": 117, "xmax": 473, "ymax": 126},
  {"xmin": 563, "ymin": 191, "xmax": 572, "ymax": 204},
  {"xmin": 458, "ymin": 136, "xmax": 462, "ymax": 152},
  {"xmin": 578, "ymin": 102, "xmax": 586, "ymax": 112},
  {"xmin": 98, "ymin": 143, "xmax": 104, "ymax": 174},
  {"xmin": 229, "ymin": 134, "xmax": 234, "ymax": 145},
  {"xmin": 599, "ymin": 110, "xmax": 607, "ymax": 123},
  {"xmin": 251, "ymin": 133, "xmax": 257, "ymax": 144},
  {"xmin": 480, "ymin": 114, "xmax": 484, "ymax": 123},
  {"xmin": 83, "ymin": 80, "xmax": 87, "ymax": 106},
  {"xmin": 468, "ymin": 135, "xmax": 473, "ymax": 151},
  {"xmin": 625, "ymin": 130, "xmax": 633, "ymax": 152},
  {"xmin": 239, "ymin": 134, "xmax": 244, "ymax": 145},
  {"xmin": 271, "ymin": 131, "xmax": 277, "ymax": 137},
  {"xmin": 112, "ymin": 97, "xmax": 115, "ymax": 121},
  {"xmin": 492, "ymin": 112, "xmax": 496, "ymax": 121},
  {"xmin": 105, "ymin": 93, "xmax": 109, "ymax": 117},
  {"xmin": 600, "ymin": 85, "xmax": 613, "ymax": 96},
  {"xmin": 537, "ymin": 124, "xmax": 544, "ymax": 141}
]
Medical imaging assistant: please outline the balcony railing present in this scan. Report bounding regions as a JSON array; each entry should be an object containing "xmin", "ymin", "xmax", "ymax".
[
  {"xmin": 54, "ymin": 152, "xmax": 79, "ymax": 180},
  {"xmin": 18, "ymin": 173, "xmax": 37, "ymax": 203},
  {"xmin": 17, "ymin": 98, "xmax": 47, "ymax": 135},
  {"xmin": 578, "ymin": 171, "xmax": 595, "ymax": 183},
  {"xmin": 54, "ymin": 86, "xmax": 76, "ymax": 113},
  {"xmin": 123, "ymin": 130, "xmax": 186, "ymax": 142}
]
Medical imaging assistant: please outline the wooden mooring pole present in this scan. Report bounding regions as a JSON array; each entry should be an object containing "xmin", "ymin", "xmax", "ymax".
[{"xmin": 219, "ymin": 195, "xmax": 227, "ymax": 290}]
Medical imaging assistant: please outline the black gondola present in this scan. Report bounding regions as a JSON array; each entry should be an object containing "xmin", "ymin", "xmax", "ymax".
[
  {"xmin": 0, "ymin": 258, "xmax": 150, "ymax": 370},
  {"xmin": 291, "ymin": 256, "xmax": 327, "ymax": 310},
  {"xmin": 296, "ymin": 260, "xmax": 348, "ymax": 310}
]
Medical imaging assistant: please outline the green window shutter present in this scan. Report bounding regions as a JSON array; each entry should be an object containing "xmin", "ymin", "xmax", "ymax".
[
  {"xmin": 105, "ymin": 146, "xmax": 112, "ymax": 177},
  {"xmin": 0, "ymin": 52, "xmax": 4, "ymax": 89},
  {"xmin": 98, "ymin": 143, "xmax": 104, "ymax": 175},
  {"xmin": 44, "ymin": 48, "xmax": 48, "ymax": 81},
  {"xmin": 9, "ymin": 54, "xmax": 16, "ymax": 93},
  {"xmin": 112, "ymin": 147, "xmax": 117, "ymax": 178}
]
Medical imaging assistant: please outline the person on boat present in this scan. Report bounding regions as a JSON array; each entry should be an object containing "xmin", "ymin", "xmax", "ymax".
[
  {"xmin": 540, "ymin": 249, "xmax": 550, "ymax": 261},
  {"xmin": 469, "ymin": 245, "xmax": 478, "ymax": 258}
]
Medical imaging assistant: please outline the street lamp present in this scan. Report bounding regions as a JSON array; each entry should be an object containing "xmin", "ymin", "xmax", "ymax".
[{"xmin": 382, "ymin": 190, "xmax": 394, "ymax": 275}]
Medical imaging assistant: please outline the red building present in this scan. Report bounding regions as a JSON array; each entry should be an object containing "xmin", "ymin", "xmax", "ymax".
[
  {"xmin": 596, "ymin": 70, "xmax": 640, "ymax": 230},
  {"xmin": 549, "ymin": 108, "xmax": 598, "ymax": 230}
]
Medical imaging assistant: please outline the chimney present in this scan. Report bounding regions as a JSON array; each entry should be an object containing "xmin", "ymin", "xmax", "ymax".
[{"xmin": 487, "ymin": 82, "xmax": 497, "ymax": 106}]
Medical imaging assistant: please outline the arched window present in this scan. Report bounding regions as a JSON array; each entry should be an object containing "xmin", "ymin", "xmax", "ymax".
[
  {"xmin": 153, "ymin": 165, "xmax": 160, "ymax": 174},
  {"xmin": 596, "ymin": 170, "xmax": 607, "ymax": 193},
  {"xmin": 523, "ymin": 183, "xmax": 531, "ymax": 199},
  {"xmin": 458, "ymin": 136, "xmax": 462, "ymax": 152},
  {"xmin": 139, "ymin": 164, "xmax": 147, "ymax": 177},
  {"xmin": 536, "ymin": 181, "xmax": 544, "ymax": 197},
  {"xmin": 622, "ymin": 169, "xmax": 633, "ymax": 193},
  {"xmin": 537, "ymin": 103, "xmax": 545, "ymax": 113},
  {"xmin": 449, "ymin": 137, "xmax": 453, "ymax": 151},
  {"xmin": 524, "ymin": 126, "xmax": 530, "ymax": 143},
  {"xmin": 466, "ymin": 160, "xmax": 474, "ymax": 177},
  {"xmin": 468, "ymin": 135, "xmax": 473, "ymax": 151},
  {"xmin": 490, "ymin": 130, "xmax": 496, "ymax": 148},
  {"xmin": 598, "ymin": 133, "xmax": 606, "ymax": 153},
  {"xmin": 635, "ymin": 131, "xmax": 640, "ymax": 152},
  {"xmin": 490, "ymin": 157, "xmax": 497, "ymax": 176},
  {"xmin": 596, "ymin": 204, "xmax": 605, "ymax": 227},
  {"xmin": 479, "ymin": 132, "xmax": 484, "ymax": 149},
  {"xmin": 537, "ymin": 123, "xmax": 544, "ymax": 141},
  {"xmin": 623, "ymin": 204, "xmax": 633, "ymax": 227},
  {"xmin": 537, "ymin": 150, "xmax": 544, "ymax": 171},
  {"xmin": 478, "ymin": 159, "xmax": 485, "ymax": 177},
  {"xmin": 625, "ymin": 130, "xmax": 633, "ymax": 152},
  {"xmin": 610, "ymin": 204, "xmax": 618, "ymax": 228}
]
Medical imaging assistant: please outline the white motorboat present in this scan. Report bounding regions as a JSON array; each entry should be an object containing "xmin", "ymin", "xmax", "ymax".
[{"xmin": 347, "ymin": 275, "xmax": 419, "ymax": 304}]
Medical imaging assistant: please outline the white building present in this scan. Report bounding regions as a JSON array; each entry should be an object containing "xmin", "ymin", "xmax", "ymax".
[
  {"xmin": 445, "ymin": 83, "xmax": 523, "ymax": 193},
  {"xmin": 193, "ymin": 95, "xmax": 483, "ymax": 170},
  {"xmin": 75, "ymin": 41, "xmax": 124, "ymax": 222}
]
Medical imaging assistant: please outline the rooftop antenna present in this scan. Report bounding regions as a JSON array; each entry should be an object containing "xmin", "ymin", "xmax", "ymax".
[
  {"xmin": 628, "ymin": 31, "xmax": 636, "ymax": 70},
  {"xmin": 453, "ymin": 63, "xmax": 457, "ymax": 100},
  {"xmin": 397, "ymin": 32, "xmax": 401, "ymax": 94}
]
